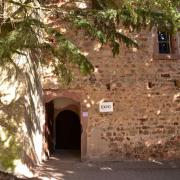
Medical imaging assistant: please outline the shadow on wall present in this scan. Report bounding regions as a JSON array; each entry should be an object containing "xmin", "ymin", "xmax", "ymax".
[
  {"xmin": 0, "ymin": 53, "xmax": 45, "ymax": 174},
  {"xmin": 0, "ymin": 65, "xmax": 25, "ymax": 172},
  {"xmin": 21, "ymin": 53, "xmax": 45, "ymax": 170},
  {"xmin": 0, "ymin": 99, "xmax": 23, "ymax": 171},
  {"xmin": 23, "ymin": 67, "xmax": 43, "ymax": 167}
]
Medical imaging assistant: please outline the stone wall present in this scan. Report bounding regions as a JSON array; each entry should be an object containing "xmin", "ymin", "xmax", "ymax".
[
  {"xmin": 43, "ymin": 29, "xmax": 180, "ymax": 161},
  {"xmin": 0, "ymin": 53, "xmax": 45, "ymax": 176},
  {"xmin": 0, "ymin": 64, "xmax": 25, "ymax": 172},
  {"xmin": 0, "ymin": 0, "xmax": 46, "ymax": 175},
  {"xmin": 23, "ymin": 54, "xmax": 45, "ymax": 168}
]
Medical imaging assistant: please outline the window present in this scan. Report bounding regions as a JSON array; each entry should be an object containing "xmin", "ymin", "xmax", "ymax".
[
  {"xmin": 158, "ymin": 31, "xmax": 171, "ymax": 54},
  {"xmin": 152, "ymin": 27, "xmax": 180, "ymax": 60}
]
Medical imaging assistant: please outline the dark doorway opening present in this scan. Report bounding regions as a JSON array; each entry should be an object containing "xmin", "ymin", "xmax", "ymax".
[
  {"xmin": 55, "ymin": 110, "xmax": 81, "ymax": 150},
  {"xmin": 45, "ymin": 101, "xmax": 54, "ymax": 156}
]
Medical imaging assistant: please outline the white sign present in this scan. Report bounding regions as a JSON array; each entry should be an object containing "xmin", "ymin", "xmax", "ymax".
[
  {"xmin": 82, "ymin": 112, "xmax": 88, "ymax": 117},
  {"xmin": 99, "ymin": 102, "xmax": 113, "ymax": 112}
]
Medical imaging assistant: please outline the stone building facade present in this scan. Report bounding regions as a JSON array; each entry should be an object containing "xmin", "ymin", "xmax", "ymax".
[
  {"xmin": 0, "ymin": 1, "xmax": 180, "ymax": 175},
  {"xmin": 42, "ymin": 28, "xmax": 180, "ymax": 161}
]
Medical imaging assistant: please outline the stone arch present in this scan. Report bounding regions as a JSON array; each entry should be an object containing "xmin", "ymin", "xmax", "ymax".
[
  {"xmin": 44, "ymin": 90, "xmax": 81, "ymax": 104},
  {"xmin": 43, "ymin": 90, "xmax": 88, "ymax": 160}
]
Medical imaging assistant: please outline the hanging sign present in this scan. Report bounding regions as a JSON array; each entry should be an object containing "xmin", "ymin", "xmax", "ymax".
[{"xmin": 99, "ymin": 102, "xmax": 113, "ymax": 112}]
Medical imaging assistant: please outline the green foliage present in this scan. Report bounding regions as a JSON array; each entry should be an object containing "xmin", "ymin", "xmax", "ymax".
[
  {"xmin": 0, "ymin": 0, "xmax": 95, "ymax": 83},
  {"xmin": 92, "ymin": 0, "xmax": 180, "ymax": 32},
  {"xmin": 0, "ymin": 0, "xmax": 179, "ymax": 171},
  {"xmin": 70, "ymin": 10, "xmax": 138, "ymax": 56},
  {"xmin": 41, "ymin": 29, "xmax": 94, "ymax": 84},
  {"xmin": 0, "ymin": 133, "xmax": 21, "ymax": 171},
  {"xmin": 0, "ymin": 18, "xmax": 41, "ymax": 61},
  {"xmin": 0, "ymin": 0, "xmax": 179, "ymax": 82},
  {"xmin": 72, "ymin": 15, "xmax": 107, "ymax": 44},
  {"xmin": 53, "ymin": 32, "xmax": 93, "ymax": 74},
  {"xmin": 67, "ymin": 0, "xmax": 179, "ymax": 56},
  {"xmin": 0, "ymin": 100, "xmax": 23, "ymax": 171}
]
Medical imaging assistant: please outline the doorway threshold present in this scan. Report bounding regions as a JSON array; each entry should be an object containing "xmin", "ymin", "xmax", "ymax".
[{"xmin": 54, "ymin": 149, "xmax": 81, "ymax": 162}]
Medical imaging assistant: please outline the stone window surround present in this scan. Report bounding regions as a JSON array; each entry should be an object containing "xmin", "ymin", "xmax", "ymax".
[{"xmin": 152, "ymin": 27, "xmax": 180, "ymax": 60}]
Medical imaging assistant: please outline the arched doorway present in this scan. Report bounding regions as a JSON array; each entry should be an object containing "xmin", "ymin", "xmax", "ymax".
[
  {"xmin": 44, "ymin": 92, "xmax": 88, "ymax": 160},
  {"xmin": 55, "ymin": 110, "xmax": 81, "ymax": 150}
]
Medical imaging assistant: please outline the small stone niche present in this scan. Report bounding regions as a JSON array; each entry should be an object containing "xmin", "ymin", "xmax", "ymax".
[
  {"xmin": 106, "ymin": 83, "xmax": 111, "ymax": 91},
  {"xmin": 174, "ymin": 80, "xmax": 180, "ymax": 88},
  {"xmin": 89, "ymin": 74, "xmax": 96, "ymax": 84},
  {"xmin": 161, "ymin": 73, "xmax": 171, "ymax": 78},
  {"xmin": 147, "ymin": 82, "xmax": 155, "ymax": 89}
]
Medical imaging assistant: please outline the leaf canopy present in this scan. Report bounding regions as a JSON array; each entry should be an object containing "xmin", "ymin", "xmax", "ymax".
[{"xmin": 0, "ymin": 0, "xmax": 179, "ymax": 83}]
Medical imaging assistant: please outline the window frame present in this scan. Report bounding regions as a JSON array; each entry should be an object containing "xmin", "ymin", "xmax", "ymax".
[
  {"xmin": 152, "ymin": 27, "xmax": 180, "ymax": 60},
  {"xmin": 158, "ymin": 31, "xmax": 171, "ymax": 54}
]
